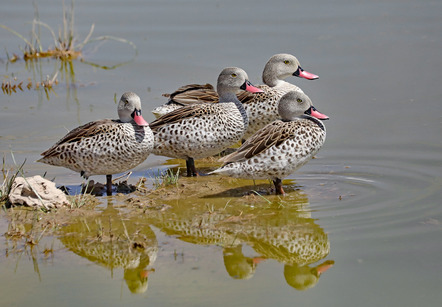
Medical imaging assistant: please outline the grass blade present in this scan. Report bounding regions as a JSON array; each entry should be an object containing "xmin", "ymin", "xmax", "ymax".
[{"xmin": 0, "ymin": 24, "xmax": 35, "ymax": 52}]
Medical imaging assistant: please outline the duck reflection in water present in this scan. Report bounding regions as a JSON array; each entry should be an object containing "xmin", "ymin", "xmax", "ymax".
[
  {"xmin": 284, "ymin": 260, "xmax": 334, "ymax": 291},
  {"xmin": 58, "ymin": 204, "xmax": 157, "ymax": 294},
  {"xmin": 223, "ymin": 245, "xmax": 265, "ymax": 280},
  {"xmin": 222, "ymin": 245, "xmax": 333, "ymax": 288},
  {"xmin": 146, "ymin": 185, "xmax": 334, "ymax": 290}
]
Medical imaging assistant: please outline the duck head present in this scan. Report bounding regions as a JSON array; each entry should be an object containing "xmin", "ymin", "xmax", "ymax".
[{"xmin": 118, "ymin": 92, "xmax": 149, "ymax": 126}]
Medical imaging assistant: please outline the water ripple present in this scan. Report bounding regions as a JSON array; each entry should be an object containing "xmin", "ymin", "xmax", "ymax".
[{"xmin": 290, "ymin": 149, "xmax": 442, "ymax": 240}]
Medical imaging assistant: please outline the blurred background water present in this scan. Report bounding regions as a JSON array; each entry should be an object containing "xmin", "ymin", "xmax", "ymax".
[{"xmin": 1, "ymin": 0, "xmax": 442, "ymax": 306}]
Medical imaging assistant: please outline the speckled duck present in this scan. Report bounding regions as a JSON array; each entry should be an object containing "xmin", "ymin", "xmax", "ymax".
[
  {"xmin": 149, "ymin": 67, "xmax": 263, "ymax": 177},
  {"xmin": 210, "ymin": 90, "xmax": 329, "ymax": 194},
  {"xmin": 38, "ymin": 92, "xmax": 154, "ymax": 195}
]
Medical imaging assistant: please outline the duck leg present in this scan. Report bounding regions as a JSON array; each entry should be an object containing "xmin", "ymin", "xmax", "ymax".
[
  {"xmin": 186, "ymin": 158, "xmax": 198, "ymax": 177},
  {"xmin": 106, "ymin": 174, "xmax": 113, "ymax": 195},
  {"xmin": 273, "ymin": 178, "xmax": 285, "ymax": 195}
]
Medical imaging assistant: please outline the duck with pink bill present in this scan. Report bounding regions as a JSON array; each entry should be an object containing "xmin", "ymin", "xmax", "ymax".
[
  {"xmin": 150, "ymin": 67, "xmax": 264, "ymax": 177},
  {"xmin": 38, "ymin": 92, "xmax": 154, "ymax": 195},
  {"xmin": 210, "ymin": 90, "xmax": 329, "ymax": 195}
]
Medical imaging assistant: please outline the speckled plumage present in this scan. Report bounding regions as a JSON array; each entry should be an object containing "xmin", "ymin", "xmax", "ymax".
[
  {"xmin": 210, "ymin": 91, "xmax": 328, "ymax": 194},
  {"xmin": 213, "ymin": 118, "xmax": 325, "ymax": 178},
  {"xmin": 39, "ymin": 120, "xmax": 153, "ymax": 176},
  {"xmin": 151, "ymin": 54, "xmax": 319, "ymax": 139},
  {"xmin": 38, "ymin": 92, "xmax": 154, "ymax": 194},
  {"xmin": 149, "ymin": 209, "xmax": 330, "ymax": 265},
  {"xmin": 241, "ymin": 82, "xmax": 304, "ymax": 139},
  {"xmin": 151, "ymin": 102, "xmax": 247, "ymax": 159},
  {"xmin": 150, "ymin": 67, "xmax": 263, "ymax": 176}
]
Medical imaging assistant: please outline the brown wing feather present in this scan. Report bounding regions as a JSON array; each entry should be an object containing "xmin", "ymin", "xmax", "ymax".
[
  {"xmin": 162, "ymin": 83, "xmax": 214, "ymax": 98},
  {"xmin": 162, "ymin": 82, "xmax": 265, "ymax": 106},
  {"xmin": 220, "ymin": 121, "xmax": 293, "ymax": 164},
  {"xmin": 162, "ymin": 83, "xmax": 218, "ymax": 105},
  {"xmin": 172, "ymin": 88, "xmax": 219, "ymax": 105},
  {"xmin": 237, "ymin": 91, "xmax": 254, "ymax": 103},
  {"xmin": 149, "ymin": 104, "xmax": 212, "ymax": 132},
  {"xmin": 41, "ymin": 119, "xmax": 115, "ymax": 157}
]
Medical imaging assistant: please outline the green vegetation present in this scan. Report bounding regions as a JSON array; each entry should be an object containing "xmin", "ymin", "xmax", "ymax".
[
  {"xmin": 0, "ymin": 155, "xmax": 25, "ymax": 205},
  {"xmin": 153, "ymin": 168, "xmax": 181, "ymax": 189}
]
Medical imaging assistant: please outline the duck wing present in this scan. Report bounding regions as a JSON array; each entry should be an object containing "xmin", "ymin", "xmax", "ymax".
[
  {"xmin": 41, "ymin": 119, "xmax": 115, "ymax": 157},
  {"xmin": 149, "ymin": 104, "xmax": 215, "ymax": 132},
  {"xmin": 163, "ymin": 83, "xmax": 218, "ymax": 105},
  {"xmin": 162, "ymin": 83, "xmax": 266, "ymax": 106},
  {"xmin": 220, "ymin": 120, "xmax": 293, "ymax": 164}
]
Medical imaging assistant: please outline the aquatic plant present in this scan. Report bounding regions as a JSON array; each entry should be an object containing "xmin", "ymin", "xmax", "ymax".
[
  {"xmin": 153, "ymin": 168, "xmax": 180, "ymax": 189},
  {"xmin": 69, "ymin": 182, "xmax": 93, "ymax": 209},
  {"xmin": 1, "ymin": 2, "xmax": 81, "ymax": 60},
  {"xmin": 1, "ymin": 1, "xmax": 127, "ymax": 61},
  {"xmin": 0, "ymin": 0, "xmax": 137, "ymax": 99},
  {"xmin": 0, "ymin": 155, "xmax": 25, "ymax": 204}
]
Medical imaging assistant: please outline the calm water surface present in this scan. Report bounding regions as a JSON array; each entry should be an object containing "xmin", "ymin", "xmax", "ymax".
[{"xmin": 1, "ymin": 0, "xmax": 442, "ymax": 306}]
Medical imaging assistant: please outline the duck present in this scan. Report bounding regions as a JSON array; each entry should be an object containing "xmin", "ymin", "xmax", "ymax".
[
  {"xmin": 209, "ymin": 90, "xmax": 329, "ymax": 195},
  {"xmin": 38, "ymin": 92, "xmax": 154, "ymax": 195},
  {"xmin": 149, "ymin": 67, "xmax": 263, "ymax": 177},
  {"xmin": 151, "ymin": 53, "xmax": 318, "ymax": 139}
]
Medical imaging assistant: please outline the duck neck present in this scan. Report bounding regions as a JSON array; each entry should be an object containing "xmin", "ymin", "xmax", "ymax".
[
  {"xmin": 219, "ymin": 92, "xmax": 238, "ymax": 104},
  {"xmin": 263, "ymin": 73, "xmax": 278, "ymax": 87},
  {"xmin": 220, "ymin": 93, "xmax": 248, "ymax": 128},
  {"xmin": 267, "ymin": 78, "xmax": 291, "ymax": 89},
  {"xmin": 263, "ymin": 65, "xmax": 287, "ymax": 87},
  {"xmin": 299, "ymin": 115, "xmax": 326, "ymax": 131}
]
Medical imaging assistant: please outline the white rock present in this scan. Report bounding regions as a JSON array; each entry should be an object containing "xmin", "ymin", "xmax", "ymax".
[{"xmin": 8, "ymin": 175, "xmax": 70, "ymax": 209}]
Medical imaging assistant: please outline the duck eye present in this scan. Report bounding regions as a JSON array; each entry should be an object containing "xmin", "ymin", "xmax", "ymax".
[
  {"xmin": 297, "ymin": 98, "xmax": 302, "ymax": 103},
  {"xmin": 231, "ymin": 73, "xmax": 237, "ymax": 78},
  {"xmin": 284, "ymin": 60, "xmax": 290, "ymax": 65}
]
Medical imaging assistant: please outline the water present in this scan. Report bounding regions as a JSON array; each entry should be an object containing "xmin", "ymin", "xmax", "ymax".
[{"xmin": 1, "ymin": 0, "xmax": 442, "ymax": 306}]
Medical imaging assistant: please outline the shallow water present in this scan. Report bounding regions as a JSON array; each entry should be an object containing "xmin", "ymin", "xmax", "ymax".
[{"xmin": 1, "ymin": 0, "xmax": 442, "ymax": 306}]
